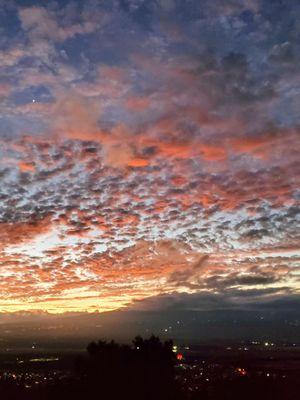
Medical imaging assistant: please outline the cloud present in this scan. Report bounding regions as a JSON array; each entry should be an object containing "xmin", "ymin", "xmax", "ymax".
[
  {"xmin": 0, "ymin": 0, "xmax": 299, "ymax": 315},
  {"xmin": 19, "ymin": 6, "xmax": 98, "ymax": 42},
  {"xmin": 0, "ymin": 48, "xmax": 25, "ymax": 67},
  {"xmin": 127, "ymin": 290, "xmax": 300, "ymax": 313},
  {"xmin": 51, "ymin": 94, "xmax": 101, "ymax": 140}
]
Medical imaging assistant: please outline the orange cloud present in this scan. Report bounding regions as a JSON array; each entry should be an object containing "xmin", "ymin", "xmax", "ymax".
[
  {"xmin": 128, "ymin": 158, "xmax": 149, "ymax": 167},
  {"xmin": 0, "ymin": 217, "xmax": 53, "ymax": 247},
  {"xmin": 18, "ymin": 161, "xmax": 36, "ymax": 172}
]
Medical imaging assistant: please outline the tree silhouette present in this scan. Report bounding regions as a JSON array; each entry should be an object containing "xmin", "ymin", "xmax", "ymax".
[{"xmin": 74, "ymin": 335, "xmax": 183, "ymax": 400}]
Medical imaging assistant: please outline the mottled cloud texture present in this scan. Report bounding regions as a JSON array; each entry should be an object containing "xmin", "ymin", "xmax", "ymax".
[{"xmin": 0, "ymin": 0, "xmax": 299, "ymax": 314}]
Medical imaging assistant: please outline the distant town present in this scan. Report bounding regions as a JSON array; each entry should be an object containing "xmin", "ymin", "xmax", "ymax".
[{"xmin": 0, "ymin": 338, "xmax": 299, "ymax": 399}]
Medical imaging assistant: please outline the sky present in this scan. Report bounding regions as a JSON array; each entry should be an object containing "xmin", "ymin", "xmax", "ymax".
[{"xmin": 0, "ymin": 0, "xmax": 299, "ymax": 320}]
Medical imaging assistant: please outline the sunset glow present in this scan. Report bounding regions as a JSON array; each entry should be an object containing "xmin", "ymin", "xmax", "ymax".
[{"xmin": 0, "ymin": 0, "xmax": 299, "ymax": 316}]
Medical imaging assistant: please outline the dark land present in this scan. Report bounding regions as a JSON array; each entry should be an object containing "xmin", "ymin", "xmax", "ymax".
[{"xmin": 0, "ymin": 336, "xmax": 299, "ymax": 400}]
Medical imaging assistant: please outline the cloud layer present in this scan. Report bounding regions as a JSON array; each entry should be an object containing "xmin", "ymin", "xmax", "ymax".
[{"xmin": 0, "ymin": 0, "xmax": 299, "ymax": 314}]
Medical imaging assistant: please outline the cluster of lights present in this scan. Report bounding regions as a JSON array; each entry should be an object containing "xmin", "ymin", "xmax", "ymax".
[
  {"xmin": 172, "ymin": 344, "xmax": 183, "ymax": 361},
  {"xmin": 236, "ymin": 367, "xmax": 247, "ymax": 376},
  {"xmin": 264, "ymin": 342, "xmax": 275, "ymax": 347}
]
